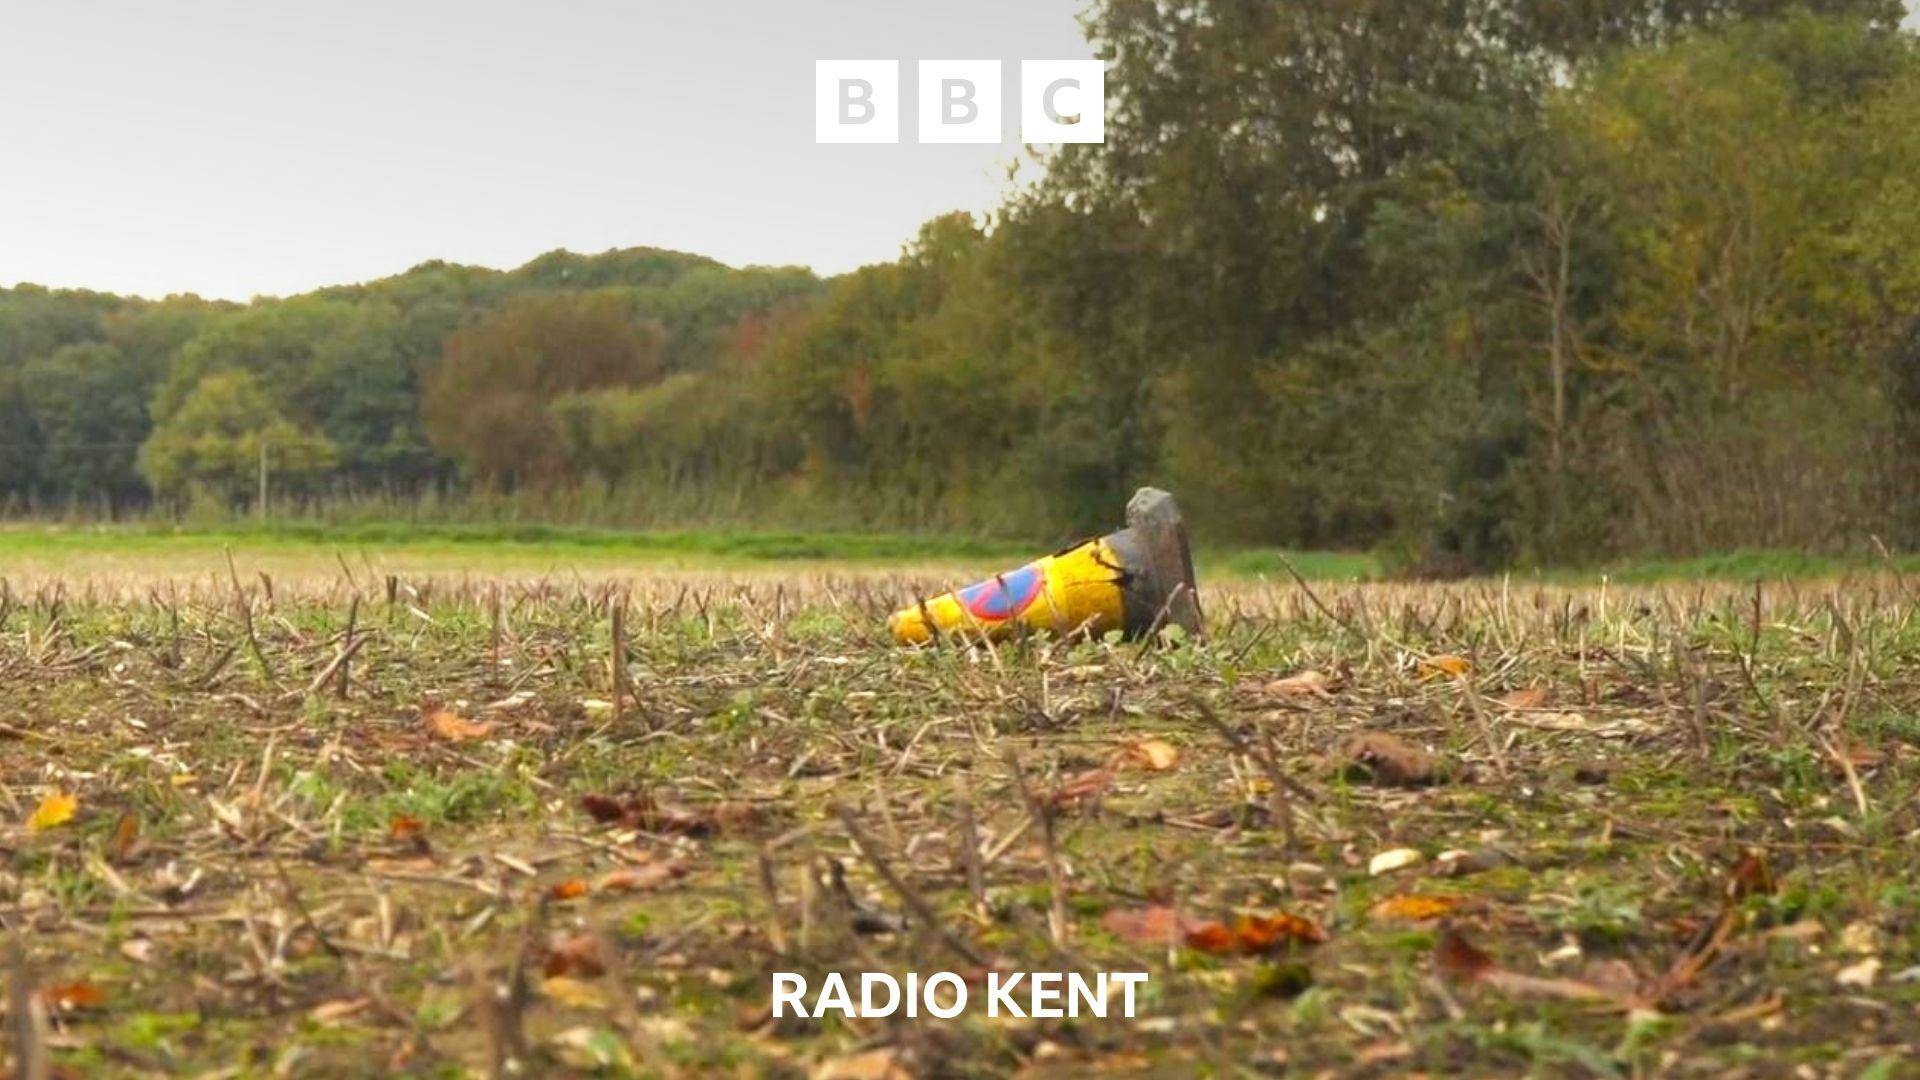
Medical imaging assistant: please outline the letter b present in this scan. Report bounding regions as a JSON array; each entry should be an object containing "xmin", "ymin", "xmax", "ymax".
[
  {"xmin": 816, "ymin": 60, "xmax": 899, "ymax": 143},
  {"xmin": 944, "ymin": 80, "xmax": 977, "ymax": 125},
  {"xmin": 840, "ymin": 79, "xmax": 875, "ymax": 125},
  {"xmin": 919, "ymin": 60, "xmax": 1001, "ymax": 144}
]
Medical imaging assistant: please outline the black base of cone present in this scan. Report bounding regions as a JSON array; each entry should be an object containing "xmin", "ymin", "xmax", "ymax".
[{"xmin": 1107, "ymin": 488, "xmax": 1203, "ymax": 638}]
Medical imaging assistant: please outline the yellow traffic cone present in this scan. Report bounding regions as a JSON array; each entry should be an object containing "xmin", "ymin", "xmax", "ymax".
[{"xmin": 889, "ymin": 488, "xmax": 1202, "ymax": 645}]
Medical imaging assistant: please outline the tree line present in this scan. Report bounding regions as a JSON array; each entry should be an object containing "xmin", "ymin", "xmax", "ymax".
[{"xmin": 4, "ymin": 1, "xmax": 1917, "ymax": 568}]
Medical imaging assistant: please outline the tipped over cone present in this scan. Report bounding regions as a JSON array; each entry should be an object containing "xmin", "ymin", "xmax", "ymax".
[{"xmin": 888, "ymin": 488, "xmax": 1202, "ymax": 645}]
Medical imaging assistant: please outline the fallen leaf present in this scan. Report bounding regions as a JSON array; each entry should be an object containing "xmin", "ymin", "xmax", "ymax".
[
  {"xmin": 308, "ymin": 997, "xmax": 371, "ymax": 1025},
  {"xmin": 1227, "ymin": 912, "xmax": 1329, "ymax": 950},
  {"xmin": 108, "ymin": 813, "xmax": 141, "ymax": 860},
  {"xmin": 1265, "ymin": 669, "xmax": 1335, "ymax": 697},
  {"xmin": 1103, "ymin": 906, "xmax": 1324, "ymax": 954},
  {"xmin": 1826, "ymin": 742, "xmax": 1887, "ymax": 773},
  {"xmin": 424, "ymin": 708, "xmax": 494, "ymax": 742},
  {"xmin": 1115, "ymin": 737, "xmax": 1180, "ymax": 772},
  {"xmin": 578, "ymin": 792, "xmax": 758, "ymax": 835},
  {"xmin": 28, "ymin": 791, "xmax": 78, "ymax": 831},
  {"xmin": 1727, "ymin": 850, "xmax": 1775, "ymax": 901},
  {"xmin": 540, "ymin": 975, "xmax": 610, "ymax": 1010},
  {"xmin": 544, "ymin": 932, "xmax": 611, "ymax": 978},
  {"xmin": 1101, "ymin": 905, "xmax": 1189, "ymax": 945},
  {"xmin": 1336, "ymin": 732, "xmax": 1439, "ymax": 787},
  {"xmin": 1183, "ymin": 920, "xmax": 1237, "ymax": 954},
  {"xmin": 1419, "ymin": 654, "xmax": 1472, "ymax": 679},
  {"xmin": 39, "ymin": 982, "xmax": 107, "ymax": 1010},
  {"xmin": 1498, "ymin": 687, "xmax": 1549, "ymax": 709},
  {"xmin": 1839, "ymin": 921, "xmax": 1880, "ymax": 955},
  {"xmin": 1186, "ymin": 912, "xmax": 1326, "ymax": 955},
  {"xmin": 813, "ymin": 1047, "xmax": 913, "ymax": 1080},
  {"xmin": 1369, "ymin": 848, "xmax": 1425, "ymax": 876},
  {"xmin": 1837, "ymin": 957, "xmax": 1882, "ymax": 989},
  {"xmin": 548, "ymin": 878, "xmax": 591, "ymax": 901},
  {"xmin": 1510, "ymin": 711, "xmax": 1645, "ymax": 736},
  {"xmin": 1370, "ymin": 895, "xmax": 1462, "ymax": 921},
  {"xmin": 1044, "ymin": 768, "xmax": 1116, "ymax": 808},
  {"xmin": 551, "ymin": 1026, "xmax": 635, "ymax": 1071},
  {"xmin": 1435, "ymin": 925, "xmax": 1631, "ymax": 1006},
  {"xmin": 1434, "ymin": 925, "xmax": 1497, "ymax": 981},
  {"xmin": 598, "ymin": 861, "xmax": 688, "ymax": 893},
  {"xmin": 580, "ymin": 793, "xmax": 631, "ymax": 824}
]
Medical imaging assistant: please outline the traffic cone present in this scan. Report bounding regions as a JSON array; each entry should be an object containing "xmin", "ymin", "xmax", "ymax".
[{"xmin": 888, "ymin": 488, "xmax": 1202, "ymax": 645}]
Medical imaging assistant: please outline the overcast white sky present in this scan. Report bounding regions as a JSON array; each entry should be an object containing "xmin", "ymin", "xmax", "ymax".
[
  {"xmin": 4, "ymin": 3, "xmax": 1915, "ymax": 301},
  {"xmin": 0, "ymin": 1, "xmax": 1094, "ymax": 301}
]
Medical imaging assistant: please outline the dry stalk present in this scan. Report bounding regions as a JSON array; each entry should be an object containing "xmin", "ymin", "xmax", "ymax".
[{"xmin": 831, "ymin": 801, "xmax": 983, "ymax": 967}]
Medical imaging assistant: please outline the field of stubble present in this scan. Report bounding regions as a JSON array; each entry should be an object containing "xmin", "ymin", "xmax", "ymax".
[{"xmin": 2, "ymin": 558, "xmax": 1918, "ymax": 1077}]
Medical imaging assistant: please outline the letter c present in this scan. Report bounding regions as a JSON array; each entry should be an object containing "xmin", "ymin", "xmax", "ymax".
[{"xmin": 1043, "ymin": 78, "xmax": 1081, "ymax": 125}]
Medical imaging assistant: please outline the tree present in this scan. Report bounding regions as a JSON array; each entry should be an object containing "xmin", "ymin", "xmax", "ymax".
[
  {"xmin": 1537, "ymin": 13, "xmax": 1917, "ymax": 552},
  {"xmin": 422, "ymin": 291, "xmax": 665, "ymax": 486},
  {"xmin": 16, "ymin": 344, "xmax": 151, "ymax": 508},
  {"xmin": 140, "ymin": 370, "xmax": 337, "ymax": 507}
]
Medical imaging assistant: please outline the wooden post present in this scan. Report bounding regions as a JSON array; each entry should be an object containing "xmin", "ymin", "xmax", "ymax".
[
  {"xmin": 338, "ymin": 595, "xmax": 358, "ymax": 700},
  {"xmin": 488, "ymin": 585, "xmax": 503, "ymax": 680},
  {"xmin": 610, "ymin": 594, "xmax": 631, "ymax": 721}
]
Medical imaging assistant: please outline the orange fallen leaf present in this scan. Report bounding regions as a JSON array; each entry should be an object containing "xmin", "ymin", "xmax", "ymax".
[
  {"xmin": 108, "ymin": 813, "xmax": 141, "ymax": 861},
  {"xmin": 1498, "ymin": 687, "xmax": 1549, "ymax": 709},
  {"xmin": 1228, "ymin": 912, "xmax": 1329, "ymax": 950},
  {"xmin": 544, "ymin": 932, "xmax": 611, "ymax": 978},
  {"xmin": 1109, "ymin": 909, "xmax": 1328, "ymax": 956},
  {"xmin": 548, "ymin": 878, "xmax": 591, "ymax": 901},
  {"xmin": 1115, "ymin": 737, "xmax": 1180, "ymax": 772},
  {"xmin": 424, "ymin": 708, "xmax": 495, "ymax": 742},
  {"xmin": 40, "ymin": 981, "xmax": 107, "ymax": 1010},
  {"xmin": 1371, "ymin": 895, "xmax": 1462, "ymax": 921},
  {"xmin": 28, "ymin": 792, "xmax": 78, "ymax": 831},
  {"xmin": 1183, "ymin": 921, "xmax": 1237, "ymax": 954},
  {"xmin": 1419, "ymin": 654, "xmax": 1472, "ymax": 679}
]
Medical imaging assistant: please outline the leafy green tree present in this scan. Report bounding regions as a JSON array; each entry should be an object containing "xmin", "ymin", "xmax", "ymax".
[
  {"xmin": 16, "ymin": 344, "xmax": 152, "ymax": 507},
  {"xmin": 1535, "ymin": 14, "xmax": 1918, "ymax": 553},
  {"xmin": 140, "ymin": 370, "xmax": 337, "ymax": 506}
]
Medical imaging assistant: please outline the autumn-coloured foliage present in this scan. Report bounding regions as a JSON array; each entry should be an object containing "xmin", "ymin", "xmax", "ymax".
[
  {"xmin": 1104, "ymin": 906, "xmax": 1326, "ymax": 954},
  {"xmin": 28, "ymin": 791, "xmax": 78, "ymax": 831}
]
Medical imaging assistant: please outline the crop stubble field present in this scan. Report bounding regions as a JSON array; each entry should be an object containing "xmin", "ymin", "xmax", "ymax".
[{"xmin": 2, "ymin": 553, "xmax": 1919, "ymax": 1077}]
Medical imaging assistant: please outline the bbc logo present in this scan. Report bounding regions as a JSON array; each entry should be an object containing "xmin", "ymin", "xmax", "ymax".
[{"xmin": 815, "ymin": 60, "xmax": 1104, "ymax": 145}]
